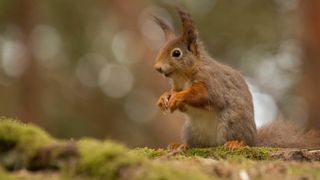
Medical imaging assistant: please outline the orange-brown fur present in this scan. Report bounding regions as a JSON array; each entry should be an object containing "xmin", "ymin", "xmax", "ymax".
[
  {"xmin": 154, "ymin": 7, "xmax": 320, "ymax": 148},
  {"xmin": 157, "ymin": 82, "xmax": 210, "ymax": 113}
]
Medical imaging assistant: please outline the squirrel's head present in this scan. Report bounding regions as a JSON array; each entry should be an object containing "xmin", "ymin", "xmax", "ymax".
[{"xmin": 153, "ymin": 7, "xmax": 202, "ymax": 79}]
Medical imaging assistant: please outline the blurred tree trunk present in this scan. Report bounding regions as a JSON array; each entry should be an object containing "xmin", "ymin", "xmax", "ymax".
[
  {"xmin": 15, "ymin": 0, "xmax": 41, "ymax": 123},
  {"xmin": 106, "ymin": 0, "xmax": 159, "ymax": 146},
  {"xmin": 106, "ymin": 0, "xmax": 181, "ymax": 147},
  {"xmin": 109, "ymin": 0, "xmax": 141, "ymax": 30},
  {"xmin": 299, "ymin": 1, "xmax": 320, "ymax": 130}
]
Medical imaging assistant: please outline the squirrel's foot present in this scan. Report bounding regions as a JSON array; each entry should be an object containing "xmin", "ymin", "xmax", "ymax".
[
  {"xmin": 158, "ymin": 143, "xmax": 188, "ymax": 160},
  {"xmin": 223, "ymin": 140, "xmax": 245, "ymax": 150},
  {"xmin": 167, "ymin": 143, "xmax": 188, "ymax": 151}
]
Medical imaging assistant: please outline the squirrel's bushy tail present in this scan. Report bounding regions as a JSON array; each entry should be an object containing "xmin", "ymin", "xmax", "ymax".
[{"xmin": 256, "ymin": 120, "xmax": 320, "ymax": 148}]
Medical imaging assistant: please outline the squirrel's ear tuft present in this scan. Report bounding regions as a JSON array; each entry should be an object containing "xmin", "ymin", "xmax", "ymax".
[
  {"xmin": 176, "ymin": 6, "xmax": 199, "ymax": 55},
  {"xmin": 153, "ymin": 15, "xmax": 175, "ymax": 41}
]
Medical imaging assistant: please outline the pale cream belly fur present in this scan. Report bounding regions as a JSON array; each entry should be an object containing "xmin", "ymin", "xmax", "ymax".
[{"xmin": 182, "ymin": 105, "xmax": 223, "ymax": 147}]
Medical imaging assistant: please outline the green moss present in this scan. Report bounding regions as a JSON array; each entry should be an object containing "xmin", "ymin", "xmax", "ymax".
[
  {"xmin": 0, "ymin": 118, "xmax": 289, "ymax": 180},
  {"xmin": 0, "ymin": 167, "xmax": 15, "ymax": 180},
  {"xmin": 134, "ymin": 146, "xmax": 276, "ymax": 161},
  {"xmin": 0, "ymin": 117, "xmax": 54, "ymax": 150},
  {"xmin": 0, "ymin": 118, "xmax": 56, "ymax": 170},
  {"xmin": 0, "ymin": 119, "xmax": 211, "ymax": 179},
  {"xmin": 135, "ymin": 162, "xmax": 211, "ymax": 180},
  {"xmin": 183, "ymin": 146, "xmax": 276, "ymax": 160},
  {"xmin": 288, "ymin": 166, "xmax": 320, "ymax": 179},
  {"xmin": 76, "ymin": 139, "xmax": 212, "ymax": 179},
  {"xmin": 132, "ymin": 147, "xmax": 167, "ymax": 159},
  {"xmin": 76, "ymin": 138, "xmax": 143, "ymax": 179}
]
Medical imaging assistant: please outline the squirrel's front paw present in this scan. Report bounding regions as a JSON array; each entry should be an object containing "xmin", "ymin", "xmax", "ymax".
[
  {"xmin": 168, "ymin": 92, "xmax": 185, "ymax": 113},
  {"xmin": 157, "ymin": 91, "xmax": 171, "ymax": 112}
]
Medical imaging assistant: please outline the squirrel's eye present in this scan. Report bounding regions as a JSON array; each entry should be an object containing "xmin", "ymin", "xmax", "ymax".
[{"xmin": 171, "ymin": 48, "xmax": 183, "ymax": 59}]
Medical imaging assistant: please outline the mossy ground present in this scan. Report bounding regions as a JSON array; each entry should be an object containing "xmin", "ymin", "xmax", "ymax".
[
  {"xmin": 133, "ymin": 146, "xmax": 276, "ymax": 160},
  {"xmin": 0, "ymin": 117, "xmax": 319, "ymax": 179}
]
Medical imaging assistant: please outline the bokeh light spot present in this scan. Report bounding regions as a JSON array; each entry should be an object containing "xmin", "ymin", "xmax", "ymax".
[
  {"xmin": 76, "ymin": 53, "xmax": 108, "ymax": 87},
  {"xmin": 112, "ymin": 31, "xmax": 144, "ymax": 64},
  {"xmin": 1, "ymin": 40, "xmax": 28, "ymax": 77},
  {"xmin": 31, "ymin": 25, "xmax": 62, "ymax": 62},
  {"xmin": 98, "ymin": 64, "xmax": 134, "ymax": 98},
  {"xmin": 124, "ymin": 89, "xmax": 157, "ymax": 123}
]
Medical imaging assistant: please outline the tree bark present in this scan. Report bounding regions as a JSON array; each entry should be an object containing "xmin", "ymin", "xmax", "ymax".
[{"xmin": 15, "ymin": 0, "xmax": 41, "ymax": 123}]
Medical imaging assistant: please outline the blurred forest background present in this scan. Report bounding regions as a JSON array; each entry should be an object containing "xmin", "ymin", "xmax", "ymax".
[{"xmin": 0, "ymin": 0, "xmax": 318, "ymax": 148}]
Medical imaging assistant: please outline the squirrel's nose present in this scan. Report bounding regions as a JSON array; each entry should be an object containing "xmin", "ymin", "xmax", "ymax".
[{"xmin": 154, "ymin": 65, "xmax": 163, "ymax": 73}]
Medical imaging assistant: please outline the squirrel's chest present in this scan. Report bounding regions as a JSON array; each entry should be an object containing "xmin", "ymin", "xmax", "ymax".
[
  {"xmin": 184, "ymin": 106, "xmax": 218, "ymax": 124},
  {"xmin": 183, "ymin": 106, "xmax": 220, "ymax": 144}
]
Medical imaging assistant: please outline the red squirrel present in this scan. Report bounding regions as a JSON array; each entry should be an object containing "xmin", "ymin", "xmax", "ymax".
[{"xmin": 153, "ymin": 7, "xmax": 320, "ymax": 149}]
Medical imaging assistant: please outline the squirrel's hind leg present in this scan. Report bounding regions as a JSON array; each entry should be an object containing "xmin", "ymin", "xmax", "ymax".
[
  {"xmin": 158, "ymin": 143, "xmax": 188, "ymax": 160},
  {"xmin": 167, "ymin": 143, "xmax": 188, "ymax": 151}
]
